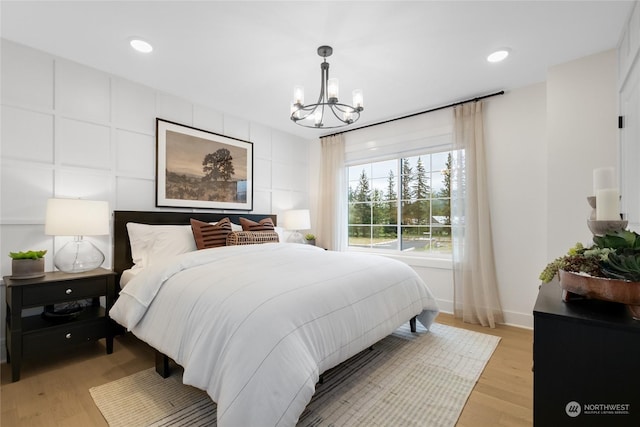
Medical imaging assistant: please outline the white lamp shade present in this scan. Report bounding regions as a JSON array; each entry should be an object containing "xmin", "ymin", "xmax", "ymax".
[
  {"xmin": 45, "ymin": 198, "xmax": 109, "ymax": 236},
  {"xmin": 282, "ymin": 209, "xmax": 311, "ymax": 230}
]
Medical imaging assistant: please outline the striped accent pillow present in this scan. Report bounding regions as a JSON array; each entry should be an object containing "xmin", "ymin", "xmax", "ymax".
[
  {"xmin": 239, "ymin": 217, "xmax": 275, "ymax": 231},
  {"xmin": 190, "ymin": 218, "xmax": 232, "ymax": 249}
]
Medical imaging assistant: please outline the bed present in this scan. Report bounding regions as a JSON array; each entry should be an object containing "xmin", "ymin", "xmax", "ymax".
[{"xmin": 109, "ymin": 210, "xmax": 439, "ymax": 427}]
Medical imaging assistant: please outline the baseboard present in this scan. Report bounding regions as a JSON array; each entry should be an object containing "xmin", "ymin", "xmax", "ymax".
[
  {"xmin": 502, "ymin": 310, "xmax": 533, "ymax": 330},
  {"xmin": 434, "ymin": 298, "xmax": 453, "ymax": 314},
  {"xmin": 434, "ymin": 300, "xmax": 533, "ymax": 330}
]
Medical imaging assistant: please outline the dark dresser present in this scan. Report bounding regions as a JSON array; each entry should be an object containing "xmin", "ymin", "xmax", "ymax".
[{"xmin": 533, "ymin": 281, "xmax": 640, "ymax": 426}]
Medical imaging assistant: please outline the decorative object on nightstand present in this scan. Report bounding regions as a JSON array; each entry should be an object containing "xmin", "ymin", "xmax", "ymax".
[
  {"xmin": 9, "ymin": 250, "xmax": 47, "ymax": 279},
  {"xmin": 539, "ymin": 167, "xmax": 640, "ymax": 318},
  {"xmin": 4, "ymin": 268, "xmax": 117, "ymax": 382},
  {"xmin": 45, "ymin": 198, "xmax": 109, "ymax": 273},
  {"xmin": 305, "ymin": 234, "xmax": 316, "ymax": 246},
  {"xmin": 282, "ymin": 209, "xmax": 311, "ymax": 244},
  {"xmin": 588, "ymin": 167, "xmax": 626, "ymax": 235}
]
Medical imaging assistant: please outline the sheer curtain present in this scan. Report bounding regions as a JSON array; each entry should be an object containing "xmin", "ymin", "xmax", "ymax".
[
  {"xmin": 451, "ymin": 101, "xmax": 504, "ymax": 327},
  {"xmin": 316, "ymin": 134, "xmax": 347, "ymax": 251}
]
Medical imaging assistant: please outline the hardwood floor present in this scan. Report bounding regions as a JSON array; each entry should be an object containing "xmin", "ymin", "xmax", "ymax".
[
  {"xmin": 1, "ymin": 313, "xmax": 533, "ymax": 426},
  {"xmin": 437, "ymin": 314, "xmax": 534, "ymax": 427}
]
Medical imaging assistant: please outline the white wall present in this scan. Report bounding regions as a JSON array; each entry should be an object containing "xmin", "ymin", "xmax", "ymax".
[
  {"xmin": 484, "ymin": 82, "xmax": 548, "ymax": 327},
  {"xmin": 546, "ymin": 49, "xmax": 619, "ymax": 259},
  {"xmin": 0, "ymin": 39, "xmax": 310, "ymax": 360}
]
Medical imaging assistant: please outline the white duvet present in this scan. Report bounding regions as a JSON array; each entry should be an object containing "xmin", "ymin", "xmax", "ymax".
[{"xmin": 109, "ymin": 243, "xmax": 439, "ymax": 427}]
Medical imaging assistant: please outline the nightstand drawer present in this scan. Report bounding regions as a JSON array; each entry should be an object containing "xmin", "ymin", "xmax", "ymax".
[
  {"xmin": 23, "ymin": 317, "xmax": 107, "ymax": 354},
  {"xmin": 22, "ymin": 277, "xmax": 106, "ymax": 306}
]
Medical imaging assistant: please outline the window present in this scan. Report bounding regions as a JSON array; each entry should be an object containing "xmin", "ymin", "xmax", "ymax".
[{"xmin": 347, "ymin": 150, "xmax": 452, "ymax": 255}]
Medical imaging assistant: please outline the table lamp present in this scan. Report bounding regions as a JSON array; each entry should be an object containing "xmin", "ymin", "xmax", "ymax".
[
  {"xmin": 45, "ymin": 198, "xmax": 109, "ymax": 273},
  {"xmin": 282, "ymin": 209, "xmax": 311, "ymax": 244}
]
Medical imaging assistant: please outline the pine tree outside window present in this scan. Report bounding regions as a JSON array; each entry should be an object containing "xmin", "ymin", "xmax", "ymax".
[{"xmin": 347, "ymin": 150, "xmax": 453, "ymax": 255}]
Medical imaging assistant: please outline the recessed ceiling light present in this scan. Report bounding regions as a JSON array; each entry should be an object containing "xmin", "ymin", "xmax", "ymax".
[
  {"xmin": 129, "ymin": 38, "xmax": 153, "ymax": 53},
  {"xmin": 487, "ymin": 49, "xmax": 510, "ymax": 63}
]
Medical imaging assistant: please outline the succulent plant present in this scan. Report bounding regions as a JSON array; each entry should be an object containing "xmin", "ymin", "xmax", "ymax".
[
  {"xmin": 540, "ymin": 229, "xmax": 640, "ymax": 283},
  {"xmin": 9, "ymin": 250, "xmax": 47, "ymax": 260},
  {"xmin": 593, "ymin": 229, "xmax": 640, "ymax": 250},
  {"xmin": 601, "ymin": 252, "xmax": 640, "ymax": 282}
]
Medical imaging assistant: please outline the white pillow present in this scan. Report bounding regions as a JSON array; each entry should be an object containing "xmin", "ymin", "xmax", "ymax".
[{"xmin": 126, "ymin": 223, "xmax": 197, "ymax": 269}]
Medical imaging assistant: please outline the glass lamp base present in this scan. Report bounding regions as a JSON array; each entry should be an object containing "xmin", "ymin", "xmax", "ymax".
[
  {"xmin": 54, "ymin": 239, "xmax": 105, "ymax": 273},
  {"xmin": 286, "ymin": 231, "xmax": 306, "ymax": 244}
]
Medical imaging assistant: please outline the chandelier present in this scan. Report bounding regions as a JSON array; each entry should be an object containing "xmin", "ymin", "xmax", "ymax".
[{"xmin": 290, "ymin": 46, "xmax": 364, "ymax": 129}]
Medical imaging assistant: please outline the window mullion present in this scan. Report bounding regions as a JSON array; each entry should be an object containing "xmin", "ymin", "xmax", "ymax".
[{"xmin": 396, "ymin": 157, "xmax": 402, "ymax": 252}]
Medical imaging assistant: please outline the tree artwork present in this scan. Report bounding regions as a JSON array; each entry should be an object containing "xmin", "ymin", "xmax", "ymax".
[{"xmin": 202, "ymin": 148, "xmax": 235, "ymax": 182}]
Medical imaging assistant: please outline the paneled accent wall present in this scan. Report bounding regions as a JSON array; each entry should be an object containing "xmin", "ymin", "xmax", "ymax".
[{"xmin": 0, "ymin": 39, "xmax": 310, "ymax": 358}]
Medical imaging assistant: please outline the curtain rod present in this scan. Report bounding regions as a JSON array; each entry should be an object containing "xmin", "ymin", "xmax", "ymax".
[{"xmin": 321, "ymin": 90, "xmax": 505, "ymax": 139}]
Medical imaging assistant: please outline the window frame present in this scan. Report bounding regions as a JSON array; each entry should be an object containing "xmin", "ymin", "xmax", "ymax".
[{"xmin": 346, "ymin": 144, "xmax": 453, "ymax": 261}]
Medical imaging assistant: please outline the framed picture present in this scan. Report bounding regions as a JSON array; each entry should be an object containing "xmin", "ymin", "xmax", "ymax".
[{"xmin": 156, "ymin": 118, "xmax": 253, "ymax": 210}]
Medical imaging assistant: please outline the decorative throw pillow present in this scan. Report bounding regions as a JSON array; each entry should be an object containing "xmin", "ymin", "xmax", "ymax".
[
  {"xmin": 226, "ymin": 231, "xmax": 280, "ymax": 246},
  {"xmin": 190, "ymin": 218, "xmax": 232, "ymax": 249},
  {"xmin": 239, "ymin": 217, "xmax": 275, "ymax": 231}
]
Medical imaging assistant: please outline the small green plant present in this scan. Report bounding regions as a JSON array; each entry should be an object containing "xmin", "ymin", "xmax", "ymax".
[
  {"xmin": 540, "ymin": 229, "xmax": 640, "ymax": 283},
  {"xmin": 305, "ymin": 234, "xmax": 316, "ymax": 241},
  {"xmin": 9, "ymin": 250, "xmax": 47, "ymax": 260}
]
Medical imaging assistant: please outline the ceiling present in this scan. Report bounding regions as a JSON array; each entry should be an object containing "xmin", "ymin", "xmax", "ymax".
[{"xmin": 1, "ymin": 1, "xmax": 633, "ymax": 140}]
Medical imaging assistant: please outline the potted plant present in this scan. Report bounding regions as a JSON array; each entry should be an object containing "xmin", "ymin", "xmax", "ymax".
[
  {"xmin": 9, "ymin": 250, "xmax": 47, "ymax": 279},
  {"xmin": 539, "ymin": 229, "xmax": 640, "ymax": 318},
  {"xmin": 304, "ymin": 234, "xmax": 316, "ymax": 246}
]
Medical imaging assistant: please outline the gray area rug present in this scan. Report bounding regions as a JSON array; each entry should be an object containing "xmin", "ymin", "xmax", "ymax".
[{"xmin": 90, "ymin": 322, "xmax": 500, "ymax": 427}]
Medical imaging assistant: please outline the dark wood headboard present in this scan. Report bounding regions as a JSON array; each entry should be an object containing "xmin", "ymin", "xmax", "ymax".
[{"xmin": 113, "ymin": 211, "xmax": 277, "ymax": 279}]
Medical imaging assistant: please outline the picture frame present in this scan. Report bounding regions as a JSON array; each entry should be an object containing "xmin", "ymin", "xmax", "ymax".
[{"xmin": 156, "ymin": 118, "xmax": 253, "ymax": 210}]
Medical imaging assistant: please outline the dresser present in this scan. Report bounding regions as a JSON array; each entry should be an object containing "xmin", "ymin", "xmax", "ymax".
[
  {"xmin": 533, "ymin": 281, "xmax": 640, "ymax": 426},
  {"xmin": 4, "ymin": 268, "xmax": 117, "ymax": 382}
]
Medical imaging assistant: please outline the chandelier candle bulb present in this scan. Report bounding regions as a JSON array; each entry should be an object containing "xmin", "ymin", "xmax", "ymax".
[
  {"xmin": 293, "ymin": 86, "xmax": 304, "ymax": 106},
  {"xmin": 596, "ymin": 188, "xmax": 620, "ymax": 221},
  {"xmin": 353, "ymin": 89, "xmax": 364, "ymax": 110},
  {"xmin": 593, "ymin": 167, "xmax": 615, "ymax": 195},
  {"xmin": 327, "ymin": 78, "xmax": 339, "ymax": 102}
]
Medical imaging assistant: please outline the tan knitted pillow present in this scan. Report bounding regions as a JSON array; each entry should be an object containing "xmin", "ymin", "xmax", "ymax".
[{"xmin": 226, "ymin": 231, "xmax": 279, "ymax": 246}]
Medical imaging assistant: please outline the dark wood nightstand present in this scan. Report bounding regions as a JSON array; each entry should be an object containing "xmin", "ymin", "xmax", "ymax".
[{"xmin": 4, "ymin": 267, "xmax": 117, "ymax": 382}]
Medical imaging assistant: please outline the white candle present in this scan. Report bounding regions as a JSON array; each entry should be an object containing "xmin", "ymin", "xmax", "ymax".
[
  {"xmin": 596, "ymin": 188, "xmax": 620, "ymax": 220},
  {"xmin": 593, "ymin": 167, "xmax": 615, "ymax": 195}
]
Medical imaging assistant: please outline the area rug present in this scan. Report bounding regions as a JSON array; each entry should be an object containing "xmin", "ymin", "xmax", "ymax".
[{"xmin": 90, "ymin": 322, "xmax": 500, "ymax": 427}]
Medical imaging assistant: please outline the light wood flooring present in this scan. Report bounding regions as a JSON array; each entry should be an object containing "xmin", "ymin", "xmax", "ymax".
[{"xmin": 1, "ymin": 313, "xmax": 533, "ymax": 426}]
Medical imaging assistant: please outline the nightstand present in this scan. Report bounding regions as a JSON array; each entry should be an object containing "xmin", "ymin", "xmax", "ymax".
[{"xmin": 4, "ymin": 267, "xmax": 117, "ymax": 382}]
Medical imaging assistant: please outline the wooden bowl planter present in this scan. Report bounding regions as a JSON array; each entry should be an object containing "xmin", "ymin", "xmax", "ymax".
[{"xmin": 559, "ymin": 269, "xmax": 640, "ymax": 319}]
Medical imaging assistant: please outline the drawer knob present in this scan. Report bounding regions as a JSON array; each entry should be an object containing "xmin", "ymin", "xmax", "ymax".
[
  {"xmin": 65, "ymin": 288, "xmax": 73, "ymax": 295},
  {"xmin": 65, "ymin": 333, "xmax": 72, "ymax": 339}
]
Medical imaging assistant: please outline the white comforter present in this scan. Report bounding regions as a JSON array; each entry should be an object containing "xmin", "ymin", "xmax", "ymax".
[{"xmin": 109, "ymin": 243, "xmax": 439, "ymax": 427}]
